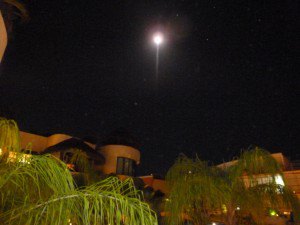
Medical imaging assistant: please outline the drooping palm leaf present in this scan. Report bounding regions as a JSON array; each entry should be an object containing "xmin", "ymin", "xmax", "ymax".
[
  {"xmin": 2, "ymin": 0, "xmax": 28, "ymax": 21},
  {"xmin": 165, "ymin": 155, "xmax": 227, "ymax": 225},
  {"xmin": 0, "ymin": 156, "xmax": 157, "ymax": 225},
  {"xmin": 0, "ymin": 117, "xmax": 158, "ymax": 225},
  {"xmin": 165, "ymin": 148, "xmax": 299, "ymax": 225},
  {"xmin": 0, "ymin": 117, "xmax": 21, "ymax": 154}
]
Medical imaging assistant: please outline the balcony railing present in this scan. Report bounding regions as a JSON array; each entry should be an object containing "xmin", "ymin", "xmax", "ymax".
[{"xmin": 290, "ymin": 161, "xmax": 300, "ymax": 170}]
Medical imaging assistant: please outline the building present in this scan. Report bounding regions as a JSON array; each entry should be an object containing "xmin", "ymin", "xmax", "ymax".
[
  {"xmin": 19, "ymin": 131, "xmax": 141, "ymax": 178},
  {"xmin": 18, "ymin": 131, "xmax": 300, "ymax": 198},
  {"xmin": 217, "ymin": 153, "xmax": 300, "ymax": 201},
  {"xmin": 0, "ymin": 8, "xmax": 7, "ymax": 62}
]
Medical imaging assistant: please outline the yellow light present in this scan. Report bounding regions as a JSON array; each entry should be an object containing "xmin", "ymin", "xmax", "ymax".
[
  {"xmin": 6, "ymin": 151, "xmax": 31, "ymax": 164},
  {"xmin": 270, "ymin": 209, "xmax": 276, "ymax": 216},
  {"xmin": 8, "ymin": 151, "xmax": 17, "ymax": 162},
  {"xmin": 19, "ymin": 154, "xmax": 31, "ymax": 164},
  {"xmin": 222, "ymin": 204, "xmax": 227, "ymax": 213}
]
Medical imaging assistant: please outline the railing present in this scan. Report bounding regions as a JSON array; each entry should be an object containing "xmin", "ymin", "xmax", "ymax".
[{"xmin": 290, "ymin": 161, "xmax": 300, "ymax": 170}]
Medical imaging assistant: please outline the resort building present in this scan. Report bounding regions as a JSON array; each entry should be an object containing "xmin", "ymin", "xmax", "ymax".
[
  {"xmin": 217, "ymin": 153, "xmax": 300, "ymax": 201},
  {"xmin": 19, "ymin": 131, "xmax": 141, "ymax": 178},
  {"xmin": 0, "ymin": 9, "xmax": 8, "ymax": 62},
  {"xmin": 19, "ymin": 130, "xmax": 300, "ymax": 199}
]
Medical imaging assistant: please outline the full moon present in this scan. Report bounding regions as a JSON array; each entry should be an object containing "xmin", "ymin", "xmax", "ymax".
[{"xmin": 153, "ymin": 33, "xmax": 163, "ymax": 45}]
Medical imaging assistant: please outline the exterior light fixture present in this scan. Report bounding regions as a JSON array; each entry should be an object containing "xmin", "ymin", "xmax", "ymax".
[{"xmin": 270, "ymin": 209, "xmax": 277, "ymax": 216}]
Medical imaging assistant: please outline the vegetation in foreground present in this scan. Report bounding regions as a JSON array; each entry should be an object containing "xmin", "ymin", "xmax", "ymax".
[
  {"xmin": 0, "ymin": 117, "xmax": 157, "ymax": 225},
  {"xmin": 165, "ymin": 148, "xmax": 300, "ymax": 225},
  {"xmin": 1, "ymin": 117, "xmax": 299, "ymax": 225}
]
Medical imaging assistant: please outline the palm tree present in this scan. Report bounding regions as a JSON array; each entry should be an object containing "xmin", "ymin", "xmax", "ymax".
[
  {"xmin": 220, "ymin": 148, "xmax": 300, "ymax": 225},
  {"xmin": 165, "ymin": 155, "xmax": 224, "ymax": 225},
  {"xmin": 0, "ymin": 0, "xmax": 28, "ymax": 61},
  {"xmin": 132, "ymin": 177, "xmax": 166, "ymax": 224},
  {"xmin": 0, "ymin": 0, "xmax": 28, "ymax": 32},
  {"xmin": 0, "ymin": 116, "xmax": 20, "ymax": 154},
  {"xmin": 0, "ymin": 117, "xmax": 158, "ymax": 225},
  {"xmin": 165, "ymin": 148, "xmax": 300, "ymax": 225},
  {"xmin": 43, "ymin": 138, "xmax": 106, "ymax": 185}
]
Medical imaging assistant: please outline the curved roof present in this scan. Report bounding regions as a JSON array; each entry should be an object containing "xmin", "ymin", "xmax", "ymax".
[
  {"xmin": 44, "ymin": 138, "xmax": 105, "ymax": 164},
  {"xmin": 98, "ymin": 128, "xmax": 140, "ymax": 149}
]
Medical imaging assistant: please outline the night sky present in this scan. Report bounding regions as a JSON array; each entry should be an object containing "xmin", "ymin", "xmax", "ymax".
[{"xmin": 0, "ymin": 0, "xmax": 299, "ymax": 175}]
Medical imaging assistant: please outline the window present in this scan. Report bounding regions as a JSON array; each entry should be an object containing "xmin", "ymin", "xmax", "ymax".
[
  {"xmin": 248, "ymin": 174, "xmax": 285, "ymax": 193},
  {"xmin": 250, "ymin": 174, "xmax": 285, "ymax": 187},
  {"xmin": 0, "ymin": 148, "xmax": 32, "ymax": 164},
  {"xmin": 61, "ymin": 152, "xmax": 73, "ymax": 163},
  {"xmin": 116, "ymin": 157, "xmax": 135, "ymax": 176}
]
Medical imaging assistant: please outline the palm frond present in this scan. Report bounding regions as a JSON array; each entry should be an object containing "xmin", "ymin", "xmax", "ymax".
[
  {"xmin": 237, "ymin": 147, "xmax": 282, "ymax": 176},
  {"xmin": 2, "ymin": 0, "xmax": 29, "ymax": 21},
  {"xmin": 166, "ymin": 148, "xmax": 299, "ymax": 225},
  {"xmin": 0, "ymin": 154, "xmax": 157, "ymax": 225},
  {"xmin": 0, "ymin": 117, "xmax": 21, "ymax": 157},
  {"xmin": 165, "ymin": 155, "xmax": 226, "ymax": 224},
  {"xmin": 0, "ymin": 118, "xmax": 157, "ymax": 225}
]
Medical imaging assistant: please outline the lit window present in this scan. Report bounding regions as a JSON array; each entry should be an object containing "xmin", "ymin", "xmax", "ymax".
[
  {"xmin": 6, "ymin": 151, "xmax": 31, "ymax": 164},
  {"xmin": 8, "ymin": 151, "xmax": 18, "ymax": 162},
  {"xmin": 18, "ymin": 153, "xmax": 32, "ymax": 164},
  {"xmin": 275, "ymin": 175, "xmax": 284, "ymax": 186},
  {"xmin": 249, "ymin": 174, "xmax": 285, "ymax": 187}
]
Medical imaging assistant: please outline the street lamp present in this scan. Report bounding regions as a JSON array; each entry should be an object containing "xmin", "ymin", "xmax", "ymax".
[{"xmin": 153, "ymin": 33, "xmax": 163, "ymax": 79}]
